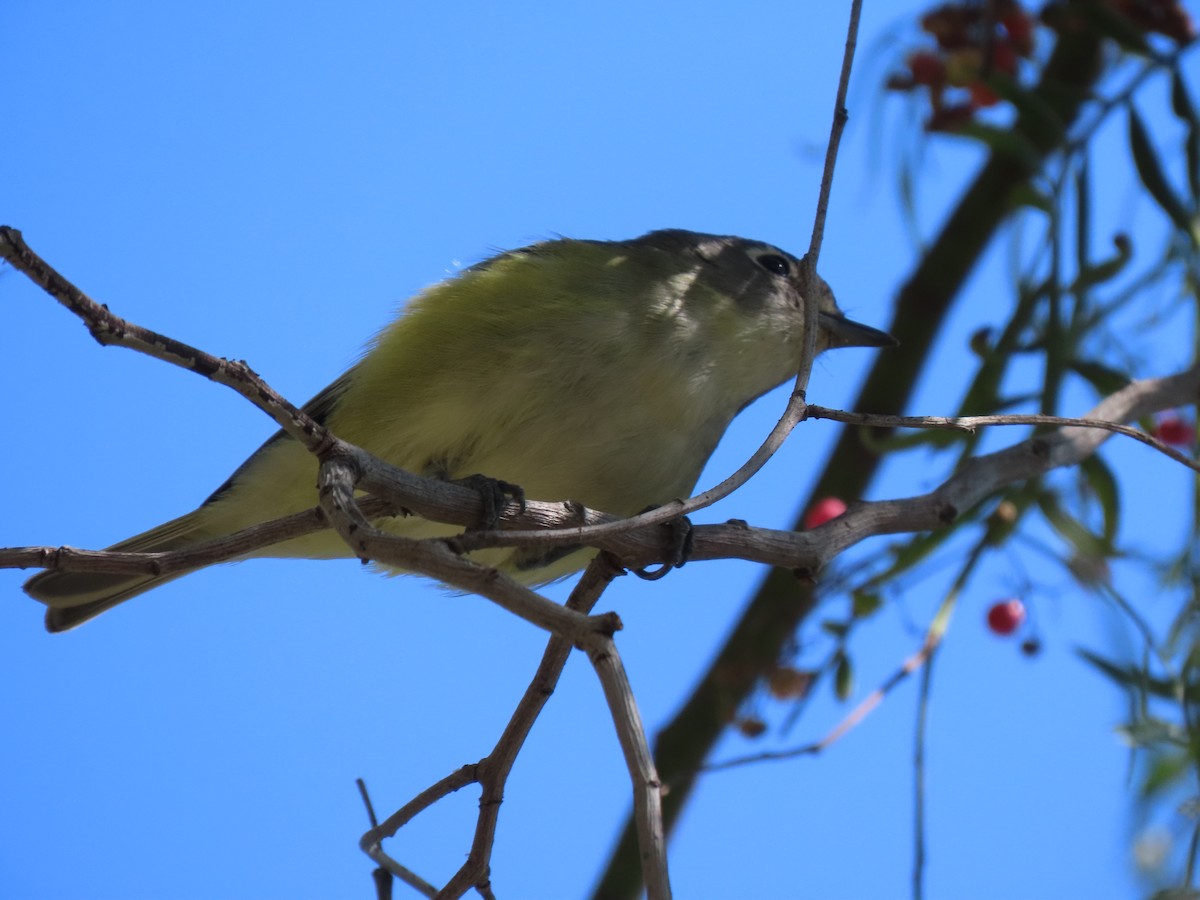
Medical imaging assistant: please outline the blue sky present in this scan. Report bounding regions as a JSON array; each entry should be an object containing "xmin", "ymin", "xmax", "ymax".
[{"xmin": 3, "ymin": 3, "xmax": 1198, "ymax": 898}]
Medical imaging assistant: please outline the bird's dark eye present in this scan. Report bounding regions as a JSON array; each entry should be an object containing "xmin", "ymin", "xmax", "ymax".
[{"xmin": 756, "ymin": 253, "xmax": 791, "ymax": 277}]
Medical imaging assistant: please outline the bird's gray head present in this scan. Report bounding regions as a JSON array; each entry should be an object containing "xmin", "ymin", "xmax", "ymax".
[{"xmin": 622, "ymin": 229, "xmax": 896, "ymax": 353}]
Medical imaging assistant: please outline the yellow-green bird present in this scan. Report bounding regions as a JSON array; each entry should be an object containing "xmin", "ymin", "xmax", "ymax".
[{"xmin": 24, "ymin": 229, "xmax": 894, "ymax": 632}]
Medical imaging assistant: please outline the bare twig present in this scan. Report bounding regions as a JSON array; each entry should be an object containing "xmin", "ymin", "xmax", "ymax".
[
  {"xmin": 0, "ymin": 226, "xmax": 334, "ymax": 457},
  {"xmin": 357, "ymin": 779, "xmax": 399, "ymax": 900},
  {"xmin": 437, "ymin": 556, "xmax": 625, "ymax": 897},
  {"xmin": 700, "ymin": 550, "xmax": 965, "ymax": 775},
  {"xmin": 805, "ymin": 405, "xmax": 1200, "ymax": 473},
  {"xmin": 808, "ymin": 0, "xmax": 863, "ymax": 267},
  {"xmin": 701, "ymin": 614, "xmax": 947, "ymax": 773},
  {"xmin": 585, "ymin": 633, "xmax": 671, "ymax": 900},
  {"xmin": 316, "ymin": 456, "xmax": 622, "ymax": 644},
  {"xmin": 360, "ymin": 766, "xmax": 479, "ymax": 895}
]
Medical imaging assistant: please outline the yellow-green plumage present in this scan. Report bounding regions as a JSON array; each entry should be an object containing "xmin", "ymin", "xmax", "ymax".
[{"xmin": 24, "ymin": 230, "xmax": 894, "ymax": 631}]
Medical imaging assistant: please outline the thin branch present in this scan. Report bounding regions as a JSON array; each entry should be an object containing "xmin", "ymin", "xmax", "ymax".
[
  {"xmin": 357, "ymin": 779, "xmax": 398, "ymax": 900},
  {"xmin": 805, "ymin": 405, "xmax": 1200, "ymax": 473},
  {"xmin": 0, "ymin": 226, "xmax": 334, "ymax": 457},
  {"xmin": 436, "ymin": 556, "xmax": 624, "ymax": 897},
  {"xmin": 315, "ymin": 456, "xmax": 622, "ymax": 644},
  {"xmin": 7, "ymin": 369, "xmax": 1197, "ymax": 599},
  {"xmin": 585, "ymin": 633, "xmax": 671, "ymax": 900},
  {"xmin": 912, "ymin": 647, "xmax": 935, "ymax": 900},
  {"xmin": 808, "ymin": 0, "xmax": 864, "ymax": 266},
  {"xmin": 700, "ymin": 598, "xmax": 952, "ymax": 773},
  {"xmin": 464, "ymin": 367, "xmax": 1200, "ymax": 563},
  {"xmin": 360, "ymin": 766, "xmax": 479, "ymax": 895},
  {"xmin": 699, "ymin": 536, "xmax": 974, "ymax": 803}
]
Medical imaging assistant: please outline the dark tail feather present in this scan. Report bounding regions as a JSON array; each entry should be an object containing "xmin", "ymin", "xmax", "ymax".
[
  {"xmin": 26, "ymin": 570, "xmax": 190, "ymax": 632},
  {"xmin": 23, "ymin": 510, "xmax": 209, "ymax": 632}
]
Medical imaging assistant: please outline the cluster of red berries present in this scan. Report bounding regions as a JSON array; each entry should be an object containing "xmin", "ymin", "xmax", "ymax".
[
  {"xmin": 888, "ymin": 0, "xmax": 1195, "ymax": 132},
  {"xmin": 887, "ymin": 1, "xmax": 1037, "ymax": 131}
]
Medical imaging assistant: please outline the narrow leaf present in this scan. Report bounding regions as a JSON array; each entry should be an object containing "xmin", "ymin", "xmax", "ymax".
[
  {"xmin": 1141, "ymin": 751, "xmax": 1192, "ymax": 797},
  {"xmin": 1070, "ymin": 358, "xmax": 1133, "ymax": 395},
  {"xmin": 1067, "ymin": 236, "xmax": 1132, "ymax": 293},
  {"xmin": 1118, "ymin": 719, "xmax": 1188, "ymax": 749},
  {"xmin": 1128, "ymin": 105, "xmax": 1196, "ymax": 241},
  {"xmin": 834, "ymin": 654, "xmax": 854, "ymax": 701},
  {"xmin": 1076, "ymin": 648, "xmax": 1178, "ymax": 700},
  {"xmin": 1080, "ymin": 456, "xmax": 1121, "ymax": 545},
  {"xmin": 1171, "ymin": 69, "xmax": 1200, "ymax": 203},
  {"xmin": 1039, "ymin": 492, "xmax": 1109, "ymax": 558},
  {"xmin": 954, "ymin": 122, "xmax": 1043, "ymax": 169},
  {"xmin": 1082, "ymin": 3, "xmax": 1153, "ymax": 54},
  {"xmin": 851, "ymin": 592, "xmax": 883, "ymax": 619},
  {"xmin": 1075, "ymin": 154, "xmax": 1091, "ymax": 277}
]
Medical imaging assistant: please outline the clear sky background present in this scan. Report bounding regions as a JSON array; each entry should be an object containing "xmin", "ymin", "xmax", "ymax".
[{"xmin": 3, "ymin": 3, "xmax": 1198, "ymax": 899}]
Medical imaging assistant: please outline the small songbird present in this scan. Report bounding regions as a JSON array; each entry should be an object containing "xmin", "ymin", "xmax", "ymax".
[{"xmin": 24, "ymin": 229, "xmax": 895, "ymax": 631}]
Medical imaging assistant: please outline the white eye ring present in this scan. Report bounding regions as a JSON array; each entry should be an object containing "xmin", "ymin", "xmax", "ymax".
[{"xmin": 752, "ymin": 250, "xmax": 791, "ymax": 277}]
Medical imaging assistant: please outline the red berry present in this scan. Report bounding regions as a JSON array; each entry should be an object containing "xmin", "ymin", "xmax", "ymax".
[
  {"xmin": 1002, "ymin": 11, "xmax": 1035, "ymax": 49},
  {"xmin": 990, "ymin": 40, "xmax": 1018, "ymax": 75},
  {"xmin": 968, "ymin": 81, "xmax": 1001, "ymax": 108},
  {"xmin": 804, "ymin": 497, "xmax": 848, "ymax": 530},
  {"xmin": 908, "ymin": 51, "xmax": 945, "ymax": 86},
  {"xmin": 1154, "ymin": 415, "xmax": 1195, "ymax": 447},
  {"xmin": 987, "ymin": 599, "xmax": 1026, "ymax": 636}
]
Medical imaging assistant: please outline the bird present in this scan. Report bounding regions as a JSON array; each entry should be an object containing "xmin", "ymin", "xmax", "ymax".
[{"xmin": 24, "ymin": 228, "xmax": 895, "ymax": 632}]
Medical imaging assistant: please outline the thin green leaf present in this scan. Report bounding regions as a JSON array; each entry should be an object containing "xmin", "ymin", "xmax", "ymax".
[
  {"xmin": 1008, "ymin": 183, "xmax": 1055, "ymax": 214},
  {"xmin": 1080, "ymin": 456, "xmax": 1121, "ymax": 545},
  {"xmin": 1118, "ymin": 719, "xmax": 1188, "ymax": 749},
  {"xmin": 821, "ymin": 620, "xmax": 849, "ymax": 639},
  {"xmin": 1075, "ymin": 154, "xmax": 1091, "ymax": 277},
  {"xmin": 834, "ymin": 653, "xmax": 854, "ymax": 701},
  {"xmin": 953, "ymin": 122, "xmax": 1043, "ymax": 169},
  {"xmin": 1070, "ymin": 358, "xmax": 1134, "ymax": 396},
  {"xmin": 1039, "ymin": 492, "xmax": 1110, "ymax": 557},
  {"xmin": 1128, "ymin": 105, "xmax": 1197, "ymax": 242},
  {"xmin": 851, "ymin": 592, "xmax": 883, "ymax": 619},
  {"xmin": 986, "ymin": 71, "xmax": 1067, "ymax": 144},
  {"xmin": 1171, "ymin": 69, "xmax": 1200, "ymax": 204},
  {"xmin": 1141, "ymin": 750, "xmax": 1193, "ymax": 797},
  {"xmin": 1076, "ymin": 648, "xmax": 1179, "ymax": 700},
  {"xmin": 1082, "ymin": 2, "xmax": 1154, "ymax": 55},
  {"xmin": 1067, "ymin": 236, "xmax": 1132, "ymax": 293},
  {"xmin": 898, "ymin": 156, "xmax": 919, "ymax": 244},
  {"xmin": 874, "ymin": 529, "xmax": 958, "ymax": 584}
]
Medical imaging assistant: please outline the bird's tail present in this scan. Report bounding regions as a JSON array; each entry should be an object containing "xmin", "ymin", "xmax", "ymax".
[{"xmin": 23, "ymin": 509, "xmax": 213, "ymax": 633}]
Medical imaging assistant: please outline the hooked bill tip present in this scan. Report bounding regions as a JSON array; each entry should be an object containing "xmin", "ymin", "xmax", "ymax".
[{"xmin": 818, "ymin": 312, "xmax": 898, "ymax": 349}]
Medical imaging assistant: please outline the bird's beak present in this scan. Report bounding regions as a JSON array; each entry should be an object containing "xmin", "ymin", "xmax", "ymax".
[{"xmin": 819, "ymin": 311, "xmax": 898, "ymax": 349}]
